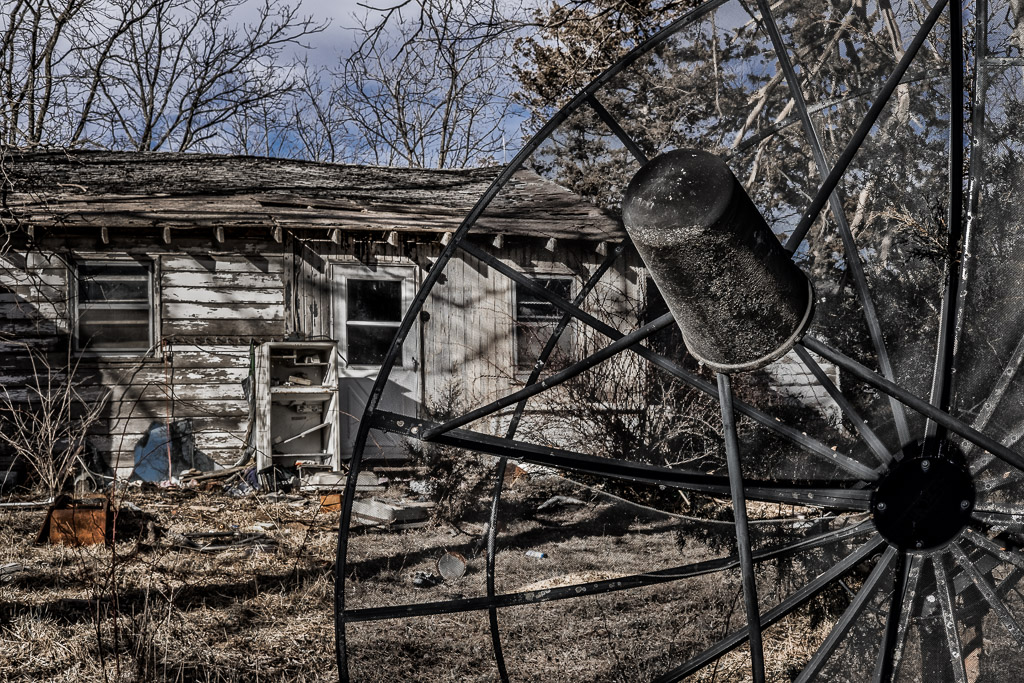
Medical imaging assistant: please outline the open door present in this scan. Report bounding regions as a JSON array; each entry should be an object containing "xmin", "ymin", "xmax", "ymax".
[{"xmin": 332, "ymin": 263, "xmax": 420, "ymax": 461}]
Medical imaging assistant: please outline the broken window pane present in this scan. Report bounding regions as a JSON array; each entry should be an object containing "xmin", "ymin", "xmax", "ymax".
[
  {"xmin": 345, "ymin": 279, "xmax": 404, "ymax": 366},
  {"xmin": 348, "ymin": 280, "xmax": 402, "ymax": 322},
  {"xmin": 347, "ymin": 325, "xmax": 403, "ymax": 365},
  {"xmin": 515, "ymin": 277, "xmax": 573, "ymax": 370},
  {"xmin": 76, "ymin": 261, "xmax": 152, "ymax": 351},
  {"xmin": 78, "ymin": 309, "xmax": 151, "ymax": 349}
]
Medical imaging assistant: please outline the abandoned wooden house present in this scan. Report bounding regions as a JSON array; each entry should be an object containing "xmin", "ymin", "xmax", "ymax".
[
  {"xmin": 0, "ymin": 151, "xmax": 839, "ymax": 486},
  {"xmin": 0, "ymin": 151, "xmax": 639, "ymax": 483}
]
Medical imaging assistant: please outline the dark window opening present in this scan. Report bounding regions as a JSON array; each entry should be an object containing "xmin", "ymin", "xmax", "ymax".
[
  {"xmin": 515, "ymin": 277, "xmax": 573, "ymax": 371},
  {"xmin": 76, "ymin": 262, "xmax": 152, "ymax": 351},
  {"xmin": 346, "ymin": 279, "xmax": 403, "ymax": 365}
]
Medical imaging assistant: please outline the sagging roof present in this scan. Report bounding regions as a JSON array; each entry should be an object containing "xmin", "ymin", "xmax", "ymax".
[{"xmin": 1, "ymin": 151, "xmax": 624, "ymax": 241}]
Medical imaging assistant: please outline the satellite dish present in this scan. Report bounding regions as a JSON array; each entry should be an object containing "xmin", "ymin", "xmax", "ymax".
[{"xmin": 335, "ymin": 1, "xmax": 1024, "ymax": 680}]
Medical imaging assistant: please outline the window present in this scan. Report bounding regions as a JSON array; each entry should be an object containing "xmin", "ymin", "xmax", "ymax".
[
  {"xmin": 515, "ymin": 277, "xmax": 573, "ymax": 371},
  {"xmin": 346, "ymin": 279, "xmax": 403, "ymax": 365},
  {"xmin": 76, "ymin": 261, "xmax": 153, "ymax": 351}
]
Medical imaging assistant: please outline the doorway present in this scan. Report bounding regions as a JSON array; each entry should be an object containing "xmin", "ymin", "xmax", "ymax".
[{"xmin": 331, "ymin": 263, "xmax": 421, "ymax": 461}]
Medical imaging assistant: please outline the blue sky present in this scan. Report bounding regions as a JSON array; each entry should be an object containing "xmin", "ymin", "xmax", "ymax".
[{"xmin": 287, "ymin": 0, "xmax": 366, "ymax": 65}]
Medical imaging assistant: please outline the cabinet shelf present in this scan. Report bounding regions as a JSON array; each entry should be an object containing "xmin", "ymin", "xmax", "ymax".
[
  {"xmin": 271, "ymin": 386, "xmax": 334, "ymax": 400},
  {"xmin": 269, "ymin": 358, "xmax": 330, "ymax": 368},
  {"xmin": 256, "ymin": 341, "xmax": 341, "ymax": 474}
]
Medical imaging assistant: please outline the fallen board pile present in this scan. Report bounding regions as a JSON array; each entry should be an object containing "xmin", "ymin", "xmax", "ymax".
[{"xmin": 350, "ymin": 499, "xmax": 434, "ymax": 529}]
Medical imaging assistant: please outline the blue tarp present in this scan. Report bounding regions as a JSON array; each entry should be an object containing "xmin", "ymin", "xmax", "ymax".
[{"xmin": 131, "ymin": 419, "xmax": 217, "ymax": 481}]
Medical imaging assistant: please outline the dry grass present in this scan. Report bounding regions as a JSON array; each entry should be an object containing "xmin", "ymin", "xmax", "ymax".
[
  {"xmin": 1, "ymin": 487, "xmax": 340, "ymax": 682},
  {"xmin": 0, "ymin": 475, "xmax": 852, "ymax": 682}
]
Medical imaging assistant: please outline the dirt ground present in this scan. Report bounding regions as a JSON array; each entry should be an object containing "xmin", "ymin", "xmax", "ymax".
[{"xmin": 0, "ymin": 473, "xmax": 845, "ymax": 682}]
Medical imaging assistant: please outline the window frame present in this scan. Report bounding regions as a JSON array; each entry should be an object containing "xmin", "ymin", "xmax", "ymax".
[
  {"xmin": 73, "ymin": 258, "xmax": 156, "ymax": 355},
  {"xmin": 513, "ymin": 275, "xmax": 575, "ymax": 372},
  {"xmin": 334, "ymin": 265, "xmax": 416, "ymax": 370}
]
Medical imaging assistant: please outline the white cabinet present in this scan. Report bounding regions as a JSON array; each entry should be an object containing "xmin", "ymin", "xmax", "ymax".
[{"xmin": 255, "ymin": 341, "xmax": 342, "ymax": 473}]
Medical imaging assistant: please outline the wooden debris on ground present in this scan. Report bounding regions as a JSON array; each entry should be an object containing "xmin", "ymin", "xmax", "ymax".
[
  {"xmin": 0, "ymin": 563, "xmax": 25, "ymax": 582},
  {"xmin": 537, "ymin": 495, "xmax": 587, "ymax": 511},
  {"xmin": 351, "ymin": 498, "xmax": 434, "ymax": 529},
  {"xmin": 180, "ymin": 465, "xmax": 250, "ymax": 483},
  {"xmin": 168, "ymin": 531, "xmax": 277, "ymax": 553},
  {"xmin": 319, "ymin": 493, "xmax": 343, "ymax": 512},
  {"xmin": 301, "ymin": 470, "xmax": 384, "ymax": 492}
]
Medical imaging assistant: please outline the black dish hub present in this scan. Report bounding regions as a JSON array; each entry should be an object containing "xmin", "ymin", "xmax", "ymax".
[{"xmin": 871, "ymin": 438, "xmax": 975, "ymax": 551}]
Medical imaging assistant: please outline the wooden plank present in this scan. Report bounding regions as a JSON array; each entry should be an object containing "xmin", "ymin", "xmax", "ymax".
[
  {"xmin": 0, "ymin": 318, "xmax": 65, "ymax": 335},
  {"xmin": 158, "ymin": 346, "xmax": 251, "ymax": 367},
  {"xmin": 91, "ymin": 415, "xmax": 248, "ymax": 433},
  {"xmin": 161, "ymin": 319, "xmax": 286, "ymax": 338},
  {"xmin": 0, "ymin": 340, "xmax": 62, "ymax": 361},
  {"xmin": 0, "ymin": 283, "xmax": 67, "ymax": 303},
  {"xmin": 84, "ymin": 365, "xmax": 250, "ymax": 386},
  {"xmin": 161, "ymin": 270, "xmax": 283, "ymax": 289},
  {"xmin": 160, "ymin": 255, "xmax": 285, "ymax": 274},
  {"xmin": 8, "ymin": 154, "xmax": 622, "ymax": 241},
  {"xmin": 0, "ymin": 266, "xmax": 67, "ymax": 289},
  {"xmin": 163, "ymin": 302, "xmax": 284, "ymax": 321},
  {"xmin": 162, "ymin": 369, "xmax": 251, "ymax": 387},
  {"xmin": 351, "ymin": 499, "xmax": 430, "ymax": 525},
  {"xmin": 104, "ymin": 447, "xmax": 240, "ymax": 471},
  {"xmin": 95, "ymin": 378, "xmax": 249, "ymax": 402},
  {"xmin": 0, "ymin": 301, "xmax": 66, "ymax": 321},
  {"xmin": 161, "ymin": 286, "xmax": 283, "ymax": 305},
  {"xmin": 98, "ymin": 397, "xmax": 249, "ymax": 417},
  {"xmin": 88, "ymin": 429, "xmax": 245, "ymax": 453}
]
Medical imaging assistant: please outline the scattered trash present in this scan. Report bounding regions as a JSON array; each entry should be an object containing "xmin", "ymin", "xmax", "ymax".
[
  {"xmin": 504, "ymin": 463, "xmax": 531, "ymax": 485},
  {"xmin": 470, "ymin": 520, "xmax": 509, "ymax": 555},
  {"xmin": 319, "ymin": 493, "xmax": 343, "ymax": 512},
  {"xmin": 409, "ymin": 479, "xmax": 435, "ymax": 496},
  {"xmin": 436, "ymin": 552, "xmax": 467, "ymax": 581},
  {"xmin": 259, "ymin": 466, "xmax": 299, "ymax": 492},
  {"xmin": 275, "ymin": 421, "xmax": 330, "ymax": 446},
  {"xmin": 73, "ymin": 470, "xmax": 99, "ymax": 496},
  {"xmin": 525, "ymin": 550, "xmax": 547, "ymax": 559},
  {"xmin": 356, "ymin": 471, "xmax": 385, "ymax": 491},
  {"xmin": 411, "ymin": 571, "xmax": 440, "ymax": 588},
  {"xmin": 37, "ymin": 496, "xmax": 112, "ymax": 546},
  {"xmin": 121, "ymin": 501, "xmax": 143, "ymax": 513},
  {"xmin": 181, "ymin": 464, "xmax": 249, "ymax": 483},
  {"xmin": 224, "ymin": 480, "xmax": 255, "ymax": 498},
  {"xmin": 352, "ymin": 499, "xmax": 433, "ymax": 527},
  {"xmin": 537, "ymin": 496, "xmax": 586, "ymax": 511},
  {"xmin": 302, "ymin": 470, "xmax": 384, "ymax": 492},
  {"xmin": 253, "ymin": 521, "xmax": 276, "ymax": 530},
  {"xmin": 131, "ymin": 420, "xmax": 217, "ymax": 483},
  {"xmin": 373, "ymin": 466, "xmax": 426, "ymax": 480},
  {"xmin": 171, "ymin": 531, "xmax": 276, "ymax": 553},
  {"xmin": 264, "ymin": 491, "xmax": 304, "ymax": 503},
  {"xmin": 1, "ymin": 563, "xmax": 25, "ymax": 582},
  {"xmin": 0, "ymin": 498, "xmax": 54, "ymax": 510}
]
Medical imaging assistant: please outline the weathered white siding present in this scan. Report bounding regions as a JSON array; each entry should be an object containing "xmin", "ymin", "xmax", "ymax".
[
  {"xmin": 0, "ymin": 231, "xmax": 632, "ymax": 476},
  {"xmin": 0, "ymin": 246, "xmax": 288, "ymax": 475}
]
